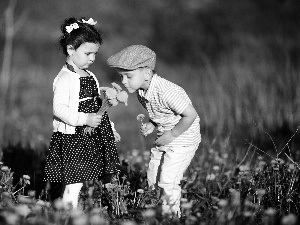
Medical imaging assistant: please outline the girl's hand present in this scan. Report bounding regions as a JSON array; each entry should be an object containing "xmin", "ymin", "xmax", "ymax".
[
  {"xmin": 155, "ymin": 130, "xmax": 176, "ymax": 147},
  {"xmin": 113, "ymin": 130, "xmax": 121, "ymax": 142},
  {"xmin": 86, "ymin": 113, "xmax": 102, "ymax": 127},
  {"xmin": 140, "ymin": 122, "xmax": 155, "ymax": 137}
]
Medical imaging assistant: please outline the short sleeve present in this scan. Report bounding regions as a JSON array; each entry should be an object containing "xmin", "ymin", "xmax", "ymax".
[{"xmin": 162, "ymin": 88, "xmax": 189, "ymax": 115}]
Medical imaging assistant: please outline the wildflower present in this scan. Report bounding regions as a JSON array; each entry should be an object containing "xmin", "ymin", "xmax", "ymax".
[
  {"xmin": 208, "ymin": 148, "xmax": 215, "ymax": 154},
  {"xmin": 121, "ymin": 174, "xmax": 127, "ymax": 180},
  {"xmin": 136, "ymin": 114, "xmax": 145, "ymax": 124},
  {"xmin": 213, "ymin": 165, "xmax": 220, "ymax": 171},
  {"xmin": 4, "ymin": 212, "xmax": 19, "ymax": 225},
  {"xmin": 22, "ymin": 175, "xmax": 30, "ymax": 180},
  {"xmin": 2, "ymin": 192, "xmax": 11, "ymax": 199},
  {"xmin": 257, "ymin": 155, "xmax": 264, "ymax": 161},
  {"xmin": 229, "ymin": 189, "xmax": 240, "ymax": 206},
  {"xmin": 218, "ymin": 199, "xmax": 228, "ymax": 207},
  {"xmin": 206, "ymin": 173, "xmax": 216, "ymax": 180},
  {"xmin": 258, "ymin": 160, "xmax": 266, "ymax": 168},
  {"xmin": 90, "ymin": 215, "xmax": 107, "ymax": 225},
  {"xmin": 243, "ymin": 211, "xmax": 253, "ymax": 217},
  {"xmin": 224, "ymin": 170, "xmax": 232, "ymax": 178},
  {"xmin": 0, "ymin": 162, "xmax": 3, "ymax": 165},
  {"xmin": 45, "ymin": 202, "xmax": 51, "ymax": 208},
  {"xmin": 32, "ymin": 205, "xmax": 42, "ymax": 214},
  {"xmin": 117, "ymin": 91, "xmax": 128, "ymax": 106},
  {"xmin": 73, "ymin": 214, "xmax": 88, "ymax": 225},
  {"xmin": 28, "ymin": 190, "xmax": 35, "ymax": 197},
  {"xmin": 244, "ymin": 199, "xmax": 255, "ymax": 208},
  {"xmin": 36, "ymin": 200, "xmax": 46, "ymax": 207},
  {"xmin": 264, "ymin": 207, "xmax": 276, "ymax": 216},
  {"xmin": 271, "ymin": 159, "xmax": 277, "ymax": 165},
  {"xmin": 137, "ymin": 189, "xmax": 144, "ymax": 194},
  {"xmin": 70, "ymin": 209, "xmax": 83, "ymax": 218},
  {"xmin": 84, "ymin": 83, "xmax": 128, "ymax": 135},
  {"xmin": 181, "ymin": 202, "xmax": 193, "ymax": 209},
  {"xmin": 53, "ymin": 198, "xmax": 65, "ymax": 210},
  {"xmin": 109, "ymin": 98, "xmax": 118, "ymax": 106},
  {"xmin": 256, "ymin": 189, "xmax": 266, "ymax": 199},
  {"xmin": 289, "ymin": 164, "xmax": 295, "ymax": 171},
  {"xmin": 121, "ymin": 221, "xmax": 137, "ymax": 225},
  {"xmin": 111, "ymin": 82, "xmax": 122, "ymax": 91},
  {"xmin": 105, "ymin": 183, "xmax": 114, "ymax": 189},
  {"xmin": 14, "ymin": 204, "xmax": 31, "ymax": 217},
  {"xmin": 105, "ymin": 88, "xmax": 118, "ymax": 99},
  {"xmin": 132, "ymin": 149, "xmax": 139, "ymax": 157},
  {"xmin": 281, "ymin": 214, "xmax": 297, "ymax": 225},
  {"xmin": 18, "ymin": 196, "xmax": 33, "ymax": 204},
  {"xmin": 181, "ymin": 198, "xmax": 188, "ymax": 203},
  {"xmin": 24, "ymin": 179, "xmax": 30, "ymax": 185},
  {"xmin": 142, "ymin": 209, "xmax": 156, "ymax": 218},
  {"xmin": 239, "ymin": 164, "xmax": 250, "ymax": 172},
  {"xmin": 1, "ymin": 166, "xmax": 9, "ymax": 172},
  {"xmin": 223, "ymin": 153, "xmax": 228, "ymax": 159}
]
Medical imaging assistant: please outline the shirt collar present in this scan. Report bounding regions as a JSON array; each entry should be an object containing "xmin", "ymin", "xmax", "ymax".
[
  {"xmin": 62, "ymin": 66, "xmax": 80, "ymax": 78},
  {"xmin": 139, "ymin": 74, "xmax": 157, "ymax": 101}
]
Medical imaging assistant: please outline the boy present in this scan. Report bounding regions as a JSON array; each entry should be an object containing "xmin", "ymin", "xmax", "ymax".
[{"xmin": 107, "ymin": 45, "xmax": 201, "ymax": 217}]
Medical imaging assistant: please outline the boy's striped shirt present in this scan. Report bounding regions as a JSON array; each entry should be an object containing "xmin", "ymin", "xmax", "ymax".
[{"xmin": 137, "ymin": 74, "xmax": 201, "ymax": 147}]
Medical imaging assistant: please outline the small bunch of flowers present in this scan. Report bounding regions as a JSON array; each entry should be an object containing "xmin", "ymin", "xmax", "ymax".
[
  {"xmin": 137, "ymin": 114, "xmax": 145, "ymax": 125},
  {"xmin": 98, "ymin": 82, "xmax": 128, "ymax": 109},
  {"xmin": 84, "ymin": 83, "xmax": 128, "ymax": 135}
]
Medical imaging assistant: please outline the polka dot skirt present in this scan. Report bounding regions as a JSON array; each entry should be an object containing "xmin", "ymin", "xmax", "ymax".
[{"xmin": 44, "ymin": 76, "xmax": 120, "ymax": 185}]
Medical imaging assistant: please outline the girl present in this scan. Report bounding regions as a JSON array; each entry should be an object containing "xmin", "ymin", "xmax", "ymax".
[{"xmin": 44, "ymin": 17, "xmax": 120, "ymax": 209}]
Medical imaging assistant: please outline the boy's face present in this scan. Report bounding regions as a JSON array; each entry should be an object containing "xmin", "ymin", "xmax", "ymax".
[{"xmin": 117, "ymin": 68, "xmax": 150, "ymax": 93}]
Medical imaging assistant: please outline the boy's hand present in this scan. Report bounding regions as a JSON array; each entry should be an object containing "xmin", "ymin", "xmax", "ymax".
[
  {"xmin": 140, "ymin": 122, "xmax": 155, "ymax": 137},
  {"xmin": 86, "ymin": 113, "xmax": 102, "ymax": 127},
  {"xmin": 113, "ymin": 130, "xmax": 121, "ymax": 142},
  {"xmin": 155, "ymin": 130, "xmax": 176, "ymax": 147}
]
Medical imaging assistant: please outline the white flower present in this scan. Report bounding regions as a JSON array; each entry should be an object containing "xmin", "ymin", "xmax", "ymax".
[
  {"xmin": 136, "ymin": 114, "xmax": 145, "ymax": 122},
  {"xmin": 264, "ymin": 207, "xmax": 276, "ymax": 216},
  {"xmin": 281, "ymin": 214, "xmax": 297, "ymax": 225},
  {"xmin": 82, "ymin": 18, "xmax": 97, "ymax": 25},
  {"xmin": 206, "ymin": 173, "xmax": 216, "ymax": 180},
  {"xmin": 181, "ymin": 202, "xmax": 193, "ymax": 209},
  {"xmin": 137, "ymin": 189, "xmax": 144, "ymax": 194},
  {"xmin": 142, "ymin": 209, "xmax": 156, "ymax": 218},
  {"xmin": 66, "ymin": 23, "xmax": 79, "ymax": 33},
  {"xmin": 1, "ymin": 166, "xmax": 9, "ymax": 172},
  {"xmin": 213, "ymin": 165, "xmax": 220, "ymax": 171},
  {"xmin": 218, "ymin": 199, "xmax": 228, "ymax": 207},
  {"xmin": 23, "ymin": 175, "xmax": 30, "ymax": 180}
]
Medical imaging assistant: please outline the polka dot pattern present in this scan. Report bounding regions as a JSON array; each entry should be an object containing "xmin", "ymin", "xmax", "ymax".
[{"xmin": 44, "ymin": 76, "xmax": 120, "ymax": 185}]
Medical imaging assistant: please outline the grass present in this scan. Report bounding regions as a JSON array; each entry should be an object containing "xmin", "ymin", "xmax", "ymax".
[{"xmin": 0, "ymin": 130, "xmax": 299, "ymax": 225}]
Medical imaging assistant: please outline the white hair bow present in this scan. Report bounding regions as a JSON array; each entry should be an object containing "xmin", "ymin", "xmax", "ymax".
[
  {"xmin": 66, "ymin": 23, "xmax": 79, "ymax": 33},
  {"xmin": 82, "ymin": 18, "xmax": 97, "ymax": 26}
]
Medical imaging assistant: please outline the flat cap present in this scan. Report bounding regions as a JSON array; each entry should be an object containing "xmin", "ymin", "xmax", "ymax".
[{"xmin": 107, "ymin": 45, "xmax": 156, "ymax": 70}]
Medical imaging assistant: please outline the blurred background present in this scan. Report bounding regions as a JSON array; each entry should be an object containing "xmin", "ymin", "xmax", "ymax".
[{"xmin": 1, "ymin": 0, "xmax": 300, "ymax": 191}]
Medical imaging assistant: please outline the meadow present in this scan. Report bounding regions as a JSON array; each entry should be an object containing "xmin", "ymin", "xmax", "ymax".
[
  {"xmin": 1, "ymin": 0, "xmax": 300, "ymax": 224},
  {"xmin": 0, "ymin": 132, "xmax": 300, "ymax": 225}
]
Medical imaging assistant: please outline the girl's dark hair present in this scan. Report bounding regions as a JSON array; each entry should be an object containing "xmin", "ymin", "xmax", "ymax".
[{"xmin": 59, "ymin": 17, "xmax": 103, "ymax": 56}]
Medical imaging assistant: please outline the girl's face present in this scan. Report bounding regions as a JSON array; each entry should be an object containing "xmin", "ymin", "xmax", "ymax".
[
  {"xmin": 117, "ymin": 68, "xmax": 151, "ymax": 93},
  {"xmin": 67, "ymin": 42, "xmax": 100, "ymax": 69}
]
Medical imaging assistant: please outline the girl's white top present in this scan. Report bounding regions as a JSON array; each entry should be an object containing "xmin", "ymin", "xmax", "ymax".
[{"xmin": 52, "ymin": 67, "xmax": 114, "ymax": 134}]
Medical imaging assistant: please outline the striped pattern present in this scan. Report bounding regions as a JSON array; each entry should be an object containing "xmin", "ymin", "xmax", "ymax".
[{"xmin": 137, "ymin": 74, "xmax": 201, "ymax": 146}]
